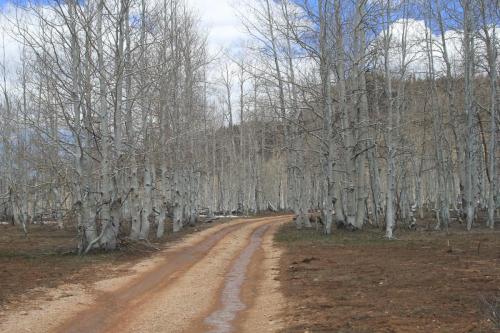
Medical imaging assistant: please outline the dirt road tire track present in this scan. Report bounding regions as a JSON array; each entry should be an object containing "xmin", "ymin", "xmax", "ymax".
[{"xmin": 0, "ymin": 215, "xmax": 289, "ymax": 333}]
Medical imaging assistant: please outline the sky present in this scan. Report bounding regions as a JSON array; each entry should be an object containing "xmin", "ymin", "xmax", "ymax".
[
  {"xmin": 0, "ymin": 0, "xmax": 497, "ymax": 85},
  {"xmin": 188, "ymin": 0, "xmax": 246, "ymax": 54},
  {"xmin": 0, "ymin": 0, "xmax": 248, "ymax": 81}
]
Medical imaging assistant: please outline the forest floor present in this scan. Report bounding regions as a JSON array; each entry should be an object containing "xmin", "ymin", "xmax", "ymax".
[
  {"xmin": 276, "ymin": 221, "xmax": 500, "ymax": 333},
  {"xmin": 0, "ymin": 215, "xmax": 289, "ymax": 333},
  {"xmin": 2, "ymin": 215, "xmax": 499, "ymax": 333}
]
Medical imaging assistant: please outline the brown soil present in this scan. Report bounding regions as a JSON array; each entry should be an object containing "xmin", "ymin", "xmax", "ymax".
[
  {"xmin": 0, "ymin": 215, "xmax": 289, "ymax": 333},
  {"xmin": 0, "ymin": 218, "xmax": 231, "ymax": 313},
  {"xmin": 6, "ymin": 213, "xmax": 498, "ymax": 333},
  {"xmin": 277, "ymin": 222, "xmax": 500, "ymax": 333},
  {"xmin": 237, "ymin": 221, "xmax": 286, "ymax": 332}
]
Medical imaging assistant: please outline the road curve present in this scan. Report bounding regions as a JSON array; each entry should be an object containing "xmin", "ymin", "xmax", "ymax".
[{"xmin": 1, "ymin": 215, "xmax": 289, "ymax": 333}]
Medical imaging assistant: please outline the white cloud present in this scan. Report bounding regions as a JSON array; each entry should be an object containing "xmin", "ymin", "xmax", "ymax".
[
  {"xmin": 375, "ymin": 18, "xmax": 500, "ymax": 78},
  {"xmin": 0, "ymin": 3, "xmax": 24, "ymax": 84},
  {"xmin": 188, "ymin": 0, "xmax": 248, "ymax": 55}
]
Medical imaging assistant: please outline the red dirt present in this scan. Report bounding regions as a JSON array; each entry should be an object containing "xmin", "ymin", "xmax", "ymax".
[
  {"xmin": 0, "ymin": 218, "xmax": 230, "ymax": 313},
  {"xmin": 55, "ymin": 222, "xmax": 245, "ymax": 333},
  {"xmin": 0, "ymin": 215, "xmax": 288, "ymax": 333},
  {"xmin": 277, "ymin": 223, "xmax": 500, "ymax": 333}
]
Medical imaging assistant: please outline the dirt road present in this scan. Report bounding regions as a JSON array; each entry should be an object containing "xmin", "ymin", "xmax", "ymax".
[{"xmin": 0, "ymin": 215, "xmax": 289, "ymax": 333}]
